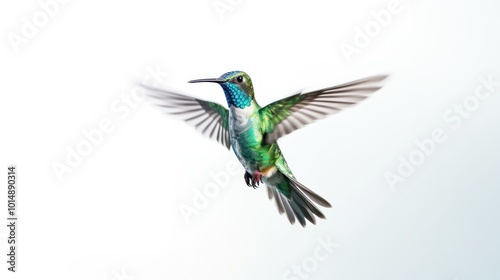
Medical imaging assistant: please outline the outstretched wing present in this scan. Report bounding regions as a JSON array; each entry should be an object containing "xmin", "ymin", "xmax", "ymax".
[
  {"xmin": 259, "ymin": 75, "xmax": 388, "ymax": 144},
  {"xmin": 143, "ymin": 85, "xmax": 230, "ymax": 149}
]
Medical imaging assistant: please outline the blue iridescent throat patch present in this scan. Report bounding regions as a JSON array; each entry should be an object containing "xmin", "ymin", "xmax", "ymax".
[{"xmin": 222, "ymin": 83, "xmax": 252, "ymax": 109}]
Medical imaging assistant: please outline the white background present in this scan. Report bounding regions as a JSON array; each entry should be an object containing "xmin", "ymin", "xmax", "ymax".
[{"xmin": 1, "ymin": 0, "xmax": 500, "ymax": 279}]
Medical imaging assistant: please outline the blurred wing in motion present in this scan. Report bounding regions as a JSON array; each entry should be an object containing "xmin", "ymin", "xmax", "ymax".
[
  {"xmin": 143, "ymin": 85, "xmax": 230, "ymax": 149},
  {"xmin": 259, "ymin": 75, "xmax": 388, "ymax": 144}
]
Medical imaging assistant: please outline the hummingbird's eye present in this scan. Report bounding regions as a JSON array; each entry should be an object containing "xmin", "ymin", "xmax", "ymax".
[{"xmin": 236, "ymin": 76, "xmax": 243, "ymax": 83}]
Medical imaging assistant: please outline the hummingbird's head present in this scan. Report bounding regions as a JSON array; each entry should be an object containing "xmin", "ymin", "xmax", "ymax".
[{"xmin": 189, "ymin": 70, "xmax": 255, "ymax": 109}]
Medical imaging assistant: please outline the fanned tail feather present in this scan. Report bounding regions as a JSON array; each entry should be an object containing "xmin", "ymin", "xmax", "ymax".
[{"xmin": 267, "ymin": 174, "xmax": 331, "ymax": 227}]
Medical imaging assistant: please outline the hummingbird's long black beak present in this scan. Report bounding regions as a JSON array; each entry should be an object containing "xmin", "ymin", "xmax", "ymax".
[{"xmin": 188, "ymin": 78, "xmax": 225, "ymax": 84}]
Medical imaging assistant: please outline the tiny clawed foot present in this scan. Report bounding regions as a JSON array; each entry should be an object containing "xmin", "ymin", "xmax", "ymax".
[
  {"xmin": 244, "ymin": 172, "xmax": 251, "ymax": 187},
  {"xmin": 244, "ymin": 171, "xmax": 263, "ymax": 189},
  {"xmin": 251, "ymin": 171, "xmax": 263, "ymax": 189}
]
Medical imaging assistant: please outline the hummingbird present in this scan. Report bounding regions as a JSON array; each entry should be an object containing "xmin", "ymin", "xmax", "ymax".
[{"xmin": 144, "ymin": 71, "xmax": 387, "ymax": 227}]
